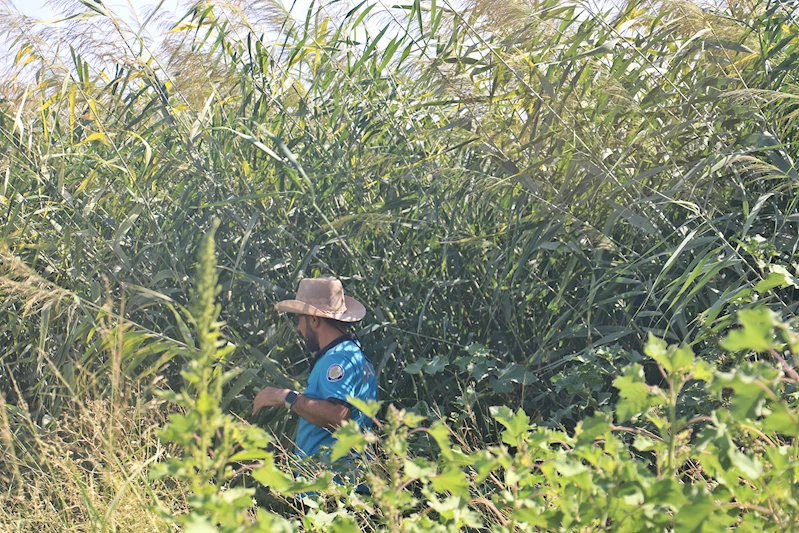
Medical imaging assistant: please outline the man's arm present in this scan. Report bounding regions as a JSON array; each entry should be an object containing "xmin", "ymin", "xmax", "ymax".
[{"xmin": 253, "ymin": 387, "xmax": 350, "ymax": 429}]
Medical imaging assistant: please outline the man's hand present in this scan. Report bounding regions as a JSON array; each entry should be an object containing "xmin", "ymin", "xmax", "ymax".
[{"xmin": 252, "ymin": 387, "xmax": 290, "ymax": 415}]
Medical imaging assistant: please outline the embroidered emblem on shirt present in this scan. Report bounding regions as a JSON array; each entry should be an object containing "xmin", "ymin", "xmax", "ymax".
[{"xmin": 326, "ymin": 364, "xmax": 345, "ymax": 382}]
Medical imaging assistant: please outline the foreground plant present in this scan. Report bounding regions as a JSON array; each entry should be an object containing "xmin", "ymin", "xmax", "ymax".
[
  {"xmin": 151, "ymin": 221, "xmax": 297, "ymax": 532},
  {"xmin": 299, "ymin": 307, "xmax": 799, "ymax": 532}
]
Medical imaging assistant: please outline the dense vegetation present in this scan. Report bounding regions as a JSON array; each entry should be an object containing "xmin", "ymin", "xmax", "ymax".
[{"xmin": 1, "ymin": 0, "xmax": 799, "ymax": 530}]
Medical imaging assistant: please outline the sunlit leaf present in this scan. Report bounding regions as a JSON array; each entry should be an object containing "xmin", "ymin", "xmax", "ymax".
[{"xmin": 720, "ymin": 307, "xmax": 778, "ymax": 353}]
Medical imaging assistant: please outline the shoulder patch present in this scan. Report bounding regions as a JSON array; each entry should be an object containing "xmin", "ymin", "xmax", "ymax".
[{"xmin": 326, "ymin": 363, "xmax": 345, "ymax": 382}]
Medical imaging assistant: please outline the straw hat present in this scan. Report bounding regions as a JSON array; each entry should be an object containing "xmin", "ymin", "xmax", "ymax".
[{"xmin": 274, "ymin": 277, "xmax": 366, "ymax": 322}]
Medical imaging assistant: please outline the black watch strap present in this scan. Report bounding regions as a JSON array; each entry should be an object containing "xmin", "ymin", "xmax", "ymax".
[{"xmin": 284, "ymin": 390, "xmax": 300, "ymax": 410}]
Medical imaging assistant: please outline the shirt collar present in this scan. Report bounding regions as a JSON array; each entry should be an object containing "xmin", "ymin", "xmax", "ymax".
[{"xmin": 311, "ymin": 333, "xmax": 358, "ymax": 369}]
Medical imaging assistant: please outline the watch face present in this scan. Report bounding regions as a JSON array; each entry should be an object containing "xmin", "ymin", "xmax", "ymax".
[{"xmin": 285, "ymin": 391, "xmax": 299, "ymax": 404}]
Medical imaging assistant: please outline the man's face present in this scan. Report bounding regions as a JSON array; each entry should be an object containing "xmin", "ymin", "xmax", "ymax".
[{"xmin": 294, "ymin": 314, "xmax": 320, "ymax": 352}]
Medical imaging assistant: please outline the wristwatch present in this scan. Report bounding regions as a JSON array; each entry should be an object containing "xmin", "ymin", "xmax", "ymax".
[{"xmin": 284, "ymin": 390, "xmax": 300, "ymax": 410}]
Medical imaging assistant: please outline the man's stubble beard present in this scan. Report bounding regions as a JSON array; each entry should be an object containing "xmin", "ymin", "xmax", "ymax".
[{"xmin": 303, "ymin": 327, "xmax": 320, "ymax": 353}]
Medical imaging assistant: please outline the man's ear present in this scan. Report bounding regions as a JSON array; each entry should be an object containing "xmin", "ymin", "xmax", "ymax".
[{"xmin": 309, "ymin": 315, "xmax": 321, "ymax": 328}]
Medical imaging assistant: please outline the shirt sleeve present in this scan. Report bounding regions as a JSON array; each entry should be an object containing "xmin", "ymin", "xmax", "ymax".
[{"xmin": 315, "ymin": 351, "xmax": 362, "ymax": 406}]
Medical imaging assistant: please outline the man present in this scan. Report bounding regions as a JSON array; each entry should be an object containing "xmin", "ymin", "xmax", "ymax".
[{"xmin": 252, "ymin": 277, "xmax": 378, "ymax": 462}]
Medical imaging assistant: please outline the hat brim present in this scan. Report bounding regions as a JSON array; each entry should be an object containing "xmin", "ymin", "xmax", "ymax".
[{"xmin": 274, "ymin": 295, "xmax": 366, "ymax": 322}]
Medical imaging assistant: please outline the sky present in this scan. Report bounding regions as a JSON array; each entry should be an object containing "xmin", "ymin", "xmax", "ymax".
[
  {"xmin": 4, "ymin": 0, "xmax": 186, "ymax": 57},
  {"xmin": 5, "ymin": 0, "xmax": 317, "ymax": 42},
  {"xmin": 10, "ymin": 0, "xmax": 319, "ymax": 25},
  {"xmin": 2, "ymin": 0, "xmax": 323, "ymax": 74},
  {"xmin": 11, "ymin": 0, "xmax": 185, "ymax": 22},
  {"xmin": 1, "ymin": 1, "xmax": 184, "ymax": 74}
]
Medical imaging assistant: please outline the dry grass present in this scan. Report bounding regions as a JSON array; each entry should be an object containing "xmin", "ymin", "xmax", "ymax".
[
  {"xmin": 0, "ymin": 393, "xmax": 185, "ymax": 533},
  {"xmin": 0, "ymin": 250, "xmax": 78, "ymax": 314}
]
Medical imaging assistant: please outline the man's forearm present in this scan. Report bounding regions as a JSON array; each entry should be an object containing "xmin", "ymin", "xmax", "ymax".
[
  {"xmin": 252, "ymin": 386, "xmax": 350, "ymax": 428},
  {"xmin": 292, "ymin": 394, "xmax": 350, "ymax": 429}
]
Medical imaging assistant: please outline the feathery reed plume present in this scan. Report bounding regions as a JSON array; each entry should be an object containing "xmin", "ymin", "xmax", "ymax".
[{"xmin": 0, "ymin": 249, "xmax": 77, "ymax": 313}]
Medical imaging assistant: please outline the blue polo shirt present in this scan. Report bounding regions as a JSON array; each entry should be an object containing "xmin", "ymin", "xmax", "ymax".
[{"xmin": 295, "ymin": 335, "xmax": 378, "ymax": 459}]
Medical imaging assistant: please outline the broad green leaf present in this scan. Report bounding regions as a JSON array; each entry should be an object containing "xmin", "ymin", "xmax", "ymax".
[
  {"xmin": 427, "ymin": 421, "xmax": 454, "ymax": 460},
  {"xmin": 196, "ymin": 392, "xmax": 216, "ymax": 416},
  {"xmin": 712, "ymin": 363, "xmax": 779, "ymax": 420},
  {"xmin": 490, "ymin": 362, "xmax": 538, "ymax": 393},
  {"xmin": 633, "ymin": 434, "xmax": 659, "ymax": 452},
  {"xmin": 692, "ymin": 360, "xmax": 715, "ymax": 382},
  {"xmin": 511, "ymin": 507, "xmax": 547, "ymax": 527},
  {"xmin": 674, "ymin": 493, "xmax": 717, "ymax": 533},
  {"xmin": 228, "ymin": 449, "xmax": 272, "ymax": 461},
  {"xmin": 288, "ymin": 473, "xmax": 334, "ymax": 495},
  {"xmin": 644, "ymin": 334, "xmax": 670, "ymax": 367},
  {"xmin": 255, "ymin": 509, "xmax": 296, "ymax": 533},
  {"xmin": 490, "ymin": 406, "xmax": 532, "ymax": 445},
  {"xmin": 764, "ymin": 445, "xmax": 790, "ymax": 472},
  {"xmin": 403, "ymin": 359, "xmax": 427, "ymax": 374},
  {"xmin": 644, "ymin": 478, "xmax": 687, "ymax": 508},
  {"xmin": 728, "ymin": 448, "xmax": 763, "ymax": 480},
  {"xmin": 219, "ymin": 487, "xmax": 256, "ymax": 509},
  {"xmin": 428, "ymin": 496, "xmax": 483, "ymax": 527},
  {"xmin": 401, "ymin": 410, "xmax": 425, "ymax": 428},
  {"xmin": 704, "ymin": 424, "xmax": 764, "ymax": 480},
  {"xmin": 762, "ymin": 402, "xmax": 799, "ymax": 436},
  {"xmin": 644, "ymin": 333, "xmax": 694, "ymax": 373},
  {"xmin": 619, "ymin": 482, "xmax": 644, "ymax": 506},
  {"xmin": 669, "ymin": 345, "xmax": 695, "ymax": 373},
  {"xmin": 251, "ymin": 456, "xmax": 294, "ymax": 492},
  {"xmin": 346, "ymin": 396, "xmax": 382, "ymax": 418},
  {"xmin": 159, "ymin": 412, "xmax": 201, "ymax": 445},
  {"xmin": 465, "ymin": 343, "xmax": 490, "ymax": 356},
  {"xmin": 720, "ymin": 307, "xmax": 778, "ymax": 352},
  {"xmin": 430, "ymin": 467, "xmax": 469, "ymax": 497},
  {"xmin": 183, "ymin": 515, "xmax": 219, "ymax": 533},
  {"xmin": 423, "ymin": 355, "xmax": 449, "ymax": 375},
  {"xmin": 404, "ymin": 458, "xmax": 436, "ymax": 481},
  {"xmin": 330, "ymin": 516, "xmax": 360, "ymax": 533},
  {"xmin": 754, "ymin": 265, "xmax": 799, "ymax": 293},
  {"xmin": 552, "ymin": 457, "xmax": 588, "ymax": 477},
  {"xmin": 613, "ymin": 364, "xmax": 662, "ymax": 422},
  {"xmin": 469, "ymin": 450, "xmax": 498, "ymax": 483},
  {"xmin": 330, "ymin": 421, "xmax": 370, "ymax": 461},
  {"xmin": 574, "ymin": 412, "xmax": 611, "ymax": 446}
]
